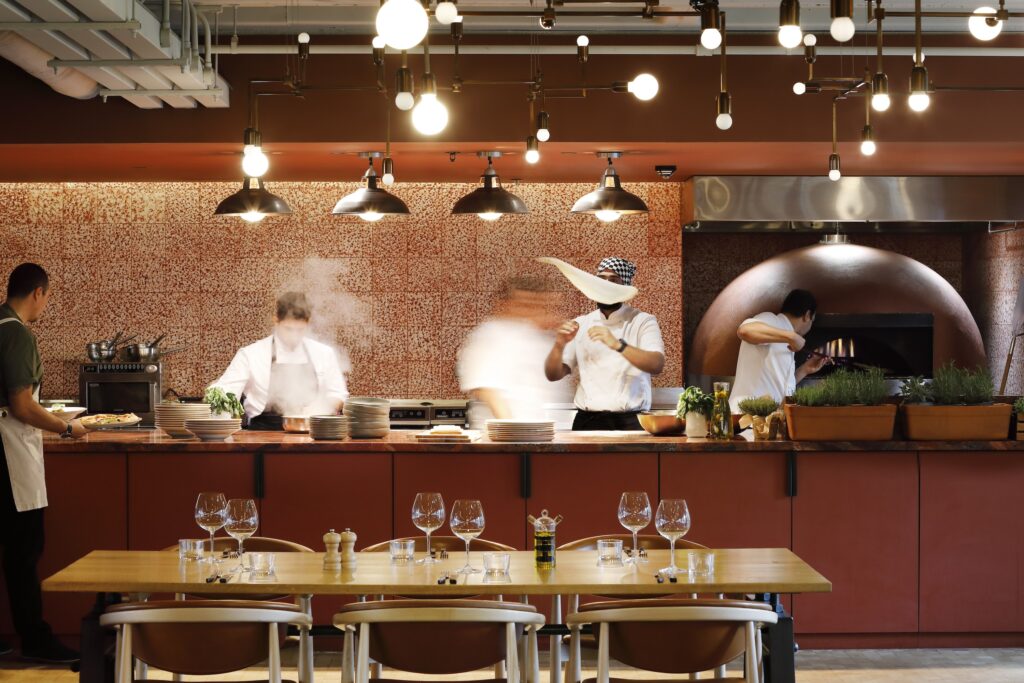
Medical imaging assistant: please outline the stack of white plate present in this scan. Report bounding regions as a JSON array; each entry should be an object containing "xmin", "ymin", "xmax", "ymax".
[
  {"xmin": 345, "ymin": 397, "xmax": 391, "ymax": 439},
  {"xmin": 310, "ymin": 415, "xmax": 349, "ymax": 440},
  {"xmin": 184, "ymin": 418, "xmax": 242, "ymax": 442},
  {"xmin": 485, "ymin": 419, "xmax": 557, "ymax": 443},
  {"xmin": 156, "ymin": 402, "xmax": 213, "ymax": 438}
]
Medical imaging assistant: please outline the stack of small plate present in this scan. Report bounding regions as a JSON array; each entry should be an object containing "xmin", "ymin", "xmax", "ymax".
[
  {"xmin": 310, "ymin": 415, "xmax": 349, "ymax": 441},
  {"xmin": 345, "ymin": 397, "xmax": 391, "ymax": 439},
  {"xmin": 156, "ymin": 402, "xmax": 213, "ymax": 438},
  {"xmin": 485, "ymin": 419, "xmax": 557, "ymax": 443},
  {"xmin": 183, "ymin": 418, "xmax": 242, "ymax": 442}
]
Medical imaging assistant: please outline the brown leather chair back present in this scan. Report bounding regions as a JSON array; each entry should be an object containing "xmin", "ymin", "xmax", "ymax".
[
  {"xmin": 105, "ymin": 600, "xmax": 301, "ymax": 676},
  {"xmin": 361, "ymin": 536, "xmax": 516, "ymax": 553},
  {"xmin": 338, "ymin": 599, "xmax": 536, "ymax": 674},
  {"xmin": 578, "ymin": 598, "xmax": 772, "ymax": 674},
  {"xmin": 558, "ymin": 534, "xmax": 707, "ymax": 551}
]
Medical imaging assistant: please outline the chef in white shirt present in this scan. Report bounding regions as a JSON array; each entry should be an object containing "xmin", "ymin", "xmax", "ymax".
[
  {"xmin": 210, "ymin": 292, "xmax": 348, "ymax": 429},
  {"xmin": 458, "ymin": 276, "xmax": 562, "ymax": 428},
  {"xmin": 730, "ymin": 289, "xmax": 830, "ymax": 412},
  {"xmin": 544, "ymin": 257, "xmax": 665, "ymax": 431}
]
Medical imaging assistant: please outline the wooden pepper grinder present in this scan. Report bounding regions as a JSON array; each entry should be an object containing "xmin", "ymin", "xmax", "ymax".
[
  {"xmin": 340, "ymin": 528, "xmax": 357, "ymax": 568},
  {"xmin": 323, "ymin": 529, "xmax": 342, "ymax": 571}
]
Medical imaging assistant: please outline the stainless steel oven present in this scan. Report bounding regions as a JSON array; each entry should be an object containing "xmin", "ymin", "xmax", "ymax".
[
  {"xmin": 79, "ymin": 363, "xmax": 162, "ymax": 426},
  {"xmin": 388, "ymin": 399, "xmax": 468, "ymax": 430}
]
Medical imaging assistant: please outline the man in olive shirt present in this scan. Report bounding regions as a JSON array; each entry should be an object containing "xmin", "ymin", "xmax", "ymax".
[{"xmin": 0, "ymin": 263, "xmax": 85, "ymax": 664}]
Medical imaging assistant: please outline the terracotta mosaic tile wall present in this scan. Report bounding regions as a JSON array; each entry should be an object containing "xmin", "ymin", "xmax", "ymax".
[{"xmin": 0, "ymin": 181, "xmax": 683, "ymax": 401}]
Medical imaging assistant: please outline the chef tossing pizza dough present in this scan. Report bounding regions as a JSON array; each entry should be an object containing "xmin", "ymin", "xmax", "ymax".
[{"xmin": 536, "ymin": 257, "xmax": 638, "ymax": 304}]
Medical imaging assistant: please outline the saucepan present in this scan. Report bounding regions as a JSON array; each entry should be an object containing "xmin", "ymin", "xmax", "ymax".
[
  {"xmin": 121, "ymin": 334, "xmax": 178, "ymax": 362},
  {"xmin": 282, "ymin": 416, "xmax": 310, "ymax": 433}
]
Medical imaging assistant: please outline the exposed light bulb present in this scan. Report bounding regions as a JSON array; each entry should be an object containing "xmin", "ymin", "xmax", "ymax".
[
  {"xmin": 803, "ymin": 33, "xmax": 817, "ymax": 46},
  {"xmin": 828, "ymin": 153, "xmax": 841, "ymax": 181},
  {"xmin": 412, "ymin": 92, "xmax": 449, "ymax": 134},
  {"xmin": 382, "ymin": 173, "xmax": 395, "ymax": 186},
  {"xmin": 860, "ymin": 139, "xmax": 877, "ymax": 156},
  {"xmin": 871, "ymin": 93, "xmax": 891, "ymax": 112},
  {"xmin": 395, "ymin": 91, "xmax": 415, "ymax": 111},
  {"xmin": 828, "ymin": 169, "xmax": 841, "ymax": 181},
  {"xmin": 576, "ymin": 35, "xmax": 589, "ymax": 47},
  {"xmin": 716, "ymin": 113, "xmax": 733, "ymax": 130},
  {"xmin": 435, "ymin": 1, "xmax": 459, "ymax": 25},
  {"xmin": 793, "ymin": 82, "xmax": 807, "ymax": 95},
  {"xmin": 969, "ymin": 7, "xmax": 1003, "ymax": 41},
  {"xmin": 298, "ymin": 32, "xmax": 311, "ymax": 44},
  {"xmin": 478, "ymin": 212, "xmax": 502, "ymax": 221},
  {"xmin": 536, "ymin": 128, "xmax": 550, "ymax": 142},
  {"xmin": 779, "ymin": 25, "xmax": 803, "ymax": 49},
  {"xmin": 241, "ymin": 211, "xmax": 265, "ymax": 223},
  {"xmin": 908, "ymin": 92, "xmax": 931, "ymax": 112},
  {"xmin": 372, "ymin": 35, "xmax": 386, "ymax": 49},
  {"xmin": 525, "ymin": 136, "xmax": 540, "ymax": 164},
  {"xmin": 830, "ymin": 17, "xmax": 855, "ymax": 42},
  {"xmin": 595, "ymin": 210, "xmax": 621, "ymax": 223},
  {"xmin": 375, "ymin": 0, "xmax": 429, "ymax": 50},
  {"xmin": 700, "ymin": 28, "xmax": 722, "ymax": 51},
  {"xmin": 241, "ymin": 148, "xmax": 269, "ymax": 178},
  {"xmin": 627, "ymin": 73, "xmax": 659, "ymax": 101},
  {"xmin": 359, "ymin": 212, "xmax": 384, "ymax": 222}
]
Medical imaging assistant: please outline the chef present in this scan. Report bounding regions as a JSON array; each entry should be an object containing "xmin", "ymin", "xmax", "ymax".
[
  {"xmin": 210, "ymin": 291, "xmax": 348, "ymax": 429},
  {"xmin": 0, "ymin": 263, "xmax": 84, "ymax": 664},
  {"xmin": 545, "ymin": 257, "xmax": 665, "ymax": 430},
  {"xmin": 730, "ymin": 288, "xmax": 830, "ymax": 412}
]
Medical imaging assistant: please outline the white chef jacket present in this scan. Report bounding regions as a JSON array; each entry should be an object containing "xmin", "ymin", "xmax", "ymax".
[
  {"xmin": 211, "ymin": 335, "xmax": 349, "ymax": 420},
  {"xmin": 561, "ymin": 305, "xmax": 664, "ymax": 412},
  {"xmin": 730, "ymin": 312, "xmax": 797, "ymax": 412},
  {"xmin": 458, "ymin": 317, "xmax": 562, "ymax": 428}
]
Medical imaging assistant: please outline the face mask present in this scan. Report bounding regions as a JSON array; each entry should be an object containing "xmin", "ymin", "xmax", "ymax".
[{"xmin": 597, "ymin": 302, "xmax": 622, "ymax": 314}]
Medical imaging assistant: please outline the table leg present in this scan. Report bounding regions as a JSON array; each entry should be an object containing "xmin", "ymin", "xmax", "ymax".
[
  {"xmin": 79, "ymin": 592, "xmax": 119, "ymax": 683},
  {"xmin": 761, "ymin": 593, "xmax": 795, "ymax": 683}
]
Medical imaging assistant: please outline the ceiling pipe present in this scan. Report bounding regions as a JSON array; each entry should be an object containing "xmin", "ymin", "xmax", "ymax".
[{"xmin": 0, "ymin": 30, "xmax": 99, "ymax": 99}]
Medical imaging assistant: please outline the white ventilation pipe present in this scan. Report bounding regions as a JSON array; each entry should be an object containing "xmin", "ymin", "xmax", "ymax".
[{"xmin": 0, "ymin": 31, "xmax": 98, "ymax": 99}]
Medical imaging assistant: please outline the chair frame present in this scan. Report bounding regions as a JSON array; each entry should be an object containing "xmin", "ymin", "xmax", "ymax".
[
  {"xmin": 100, "ymin": 603, "xmax": 313, "ymax": 683},
  {"xmin": 334, "ymin": 604, "xmax": 546, "ymax": 683}
]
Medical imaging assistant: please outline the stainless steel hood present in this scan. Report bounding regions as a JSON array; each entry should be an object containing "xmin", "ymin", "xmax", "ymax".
[{"xmin": 688, "ymin": 176, "xmax": 1024, "ymax": 230}]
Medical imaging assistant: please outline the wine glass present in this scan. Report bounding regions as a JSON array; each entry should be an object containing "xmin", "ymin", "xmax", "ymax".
[
  {"xmin": 412, "ymin": 492, "xmax": 446, "ymax": 564},
  {"xmin": 194, "ymin": 492, "xmax": 227, "ymax": 562},
  {"xmin": 618, "ymin": 492, "xmax": 652, "ymax": 564},
  {"xmin": 655, "ymin": 499, "xmax": 691, "ymax": 577},
  {"xmin": 450, "ymin": 499, "xmax": 485, "ymax": 574},
  {"xmin": 225, "ymin": 498, "xmax": 259, "ymax": 557}
]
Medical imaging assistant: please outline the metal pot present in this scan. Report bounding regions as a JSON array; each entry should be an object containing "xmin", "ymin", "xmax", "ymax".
[
  {"xmin": 282, "ymin": 416, "xmax": 310, "ymax": 433},
  {"xmin": 122, "ymin": 343, "xmax": 186, "ymax": 362},
  {"xmin": 85, "ymin": 341, "xmax": 116, "ymax": 362}
]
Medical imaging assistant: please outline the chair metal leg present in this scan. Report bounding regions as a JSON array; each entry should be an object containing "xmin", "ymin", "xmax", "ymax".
[
  {"xmin": 299, "ymin": 596, "xmax": 314, "ymax": 683},
  {"xmin": 549, "ymin": 595, "xmax": 563, "ymax": 683},
  {"xmin": 341, "ymin": 627, "xmax": 356, "ymax": 683},
  {"xmin": 529, "ymin": 626, "xmax": 541, "ymax": 683},
  {"xmin": 117, "ymin": 625, "xmax": 133, "ymax": 683},
  {"xmin": 744, "ymin": 622, "xmax": 758, "ymax": 683},
  {"xmin": 268, "ymin": 623, "xmax": 283, "ymax": 683},
  {"xmin": 596, "ymin": 623, "xmax": 610, "ymax": 683},
  {"xmin": 756, "ymin": 627, "xmax": 765, "ymax": 683},
  {"xmin": 505, "ymin": 623, "xmax": 520, "ymax": 683},
  {"xmin": 113, "ymin": 627, "xmax": 122, "ymax": 683}
]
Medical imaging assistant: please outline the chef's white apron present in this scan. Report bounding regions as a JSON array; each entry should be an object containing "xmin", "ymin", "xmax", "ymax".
[{"xmin": 0, "ymin": 317, "xmax": 47, "ymax": 512}]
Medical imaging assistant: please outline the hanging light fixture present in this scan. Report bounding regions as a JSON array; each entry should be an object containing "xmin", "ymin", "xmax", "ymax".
[
  {"xmin": 571, "ymin": 152, "xmax": 649, "ymax": 223},
  {"xmin": 525, "ymin": 136, "xmax": 540, "ymax": 164},
  {"xmin": 576, "ymin": 34, "xmax": 589, "ymax": 62},
  {"xmin": 778, "ymin": 0, "xmax": 803, "ymax": 49},
  {"xmin": 968, "ymin": 6, "xmax": 1003, "ymax": 41},
  {"xmin": 828, "ymin": 99, "xmax": 841, "ymax": 181},
  {"xmin": 333, "ymin": 154, "xmax": 410, "ymax": 222},
  {"xmin": 871, "ymin": 12, "xmax": 890, "ymax": 112},
  {"xmin": 715, "ymin": 11, "xmax": 732, "ymax": 131},
  {"xmin": 395, "ymin": 56, "xmax": 415, "ymax": 111},
  {"xmin": 613, "ymin": 73, "xmax": 659, "ymax": 101},
  {"xmin": 241, "ymin": 128, "xmax": 269, "ymax": 178},
  {"xmin": 908, "ymin": 0, "xmax": 931, "ymax": 112},
  {"xmin": 435, "ymin": 0, "xmax": 459, "ymax": 25},
  {"xmin": 215, "ymin": 176, "xmax": 291, "ymax": 223},
  {"xmin": 375, "ymin": 0, "xmax": 429, "ymax": 50},
  {"xmin": 452, "ymin": 152, "xmax": 528, "ymax": 221},
  {"xmin": 860, "ymin": 80, "xmax": 876, "ymax": 156},
  {"xmin": 699, "ymin": 3, "xmax": 723, "ymax": 51},
  {"xmin": 830, "ymin": 0, "xmax": 856, "ymax": 42},
  {"xmin": 411, "ymin": 35, "xmax": 448, "ymax": 135},
  {"xmin": 536, "ymin": 111, "xmax": 551, "ymax": 142}
]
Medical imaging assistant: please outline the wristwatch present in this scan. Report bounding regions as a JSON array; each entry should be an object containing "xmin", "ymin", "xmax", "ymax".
[
  {"xmin": 616, "ymin": 338, "xmax": 628, "ymax": 353},
  {"xmin": 60, "ymin": 423, "xmax": 72, "ymax": 439}
]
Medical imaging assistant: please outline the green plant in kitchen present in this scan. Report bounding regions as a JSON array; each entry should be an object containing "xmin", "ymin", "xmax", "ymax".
[
  {"xmin": 930, "ymin": 362, "xmax": 994, "ymax": 405},
  {"xmin": 203, "ymin": 386, "xmax": 244, "ymax": 419},
  {"xmin": 676, "ymin": 386, "xmax": 714, "ymax": 420},
  {"xmin": 793, "ymin": 368, "xmax": 888, "ymax": 407},
  {"xmin": 737, "ymin": 397, "xmax": 780, "ymax": 417},
  {"xmin": 848, "ymin": 367, "xmax": 889, "ymax": 405},
  {"xmin": 899, "ymin": 376, "xmax": 931, "ymax": 404},
  {"xmin": 1014, "ymin": 397, "xmax": 1024, "ymax": 414}
]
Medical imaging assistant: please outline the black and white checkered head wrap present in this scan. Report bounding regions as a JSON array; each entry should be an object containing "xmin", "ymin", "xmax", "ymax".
[{"xmin": 596, "ymin": 257, "xmax": 637, "ymax": 286}]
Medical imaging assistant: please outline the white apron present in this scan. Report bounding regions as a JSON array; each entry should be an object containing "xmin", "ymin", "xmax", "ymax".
[{"xmin": 0, "ymin": 317, "xmax": 46, "ymax": 512}]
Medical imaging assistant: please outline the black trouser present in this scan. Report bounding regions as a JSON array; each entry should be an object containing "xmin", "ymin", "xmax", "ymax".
[
  {"xmin": 0, "ymin": 439, "xmax": 52, "ymax": 649},
  {"xmin": 571, "ymin": 410, "xmax": 642, "ymax": 431}
]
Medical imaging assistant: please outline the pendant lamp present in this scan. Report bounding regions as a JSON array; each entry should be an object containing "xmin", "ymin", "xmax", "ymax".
[
  {"xmin": 215, "ymin": 176, "xmax": 292, "ymax": 223},
  {"xmin": 571, "ymin": 152, "xmax": 648, "ymax": 223},
  {"xmin": 451, "ymin": 152, "xmax": 528, "ymax": 221}
]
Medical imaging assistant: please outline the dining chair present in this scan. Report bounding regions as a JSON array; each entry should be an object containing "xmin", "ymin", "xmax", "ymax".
[
  {"xmin": 100, "ymin": 599, "xmax": 312, "ymax": 683},
  {"xmin": 333, "ymin": 599, "xmax": 545, "ymax": 683},
  {"xmin": 564, "ymin": 598, "xmax": 778, "ymax": 683}
]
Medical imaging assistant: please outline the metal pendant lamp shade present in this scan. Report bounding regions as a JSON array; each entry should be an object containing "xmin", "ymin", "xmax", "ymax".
[
  {"xmin": 571, "ymin": 159, "xmax": 649, "ymax": 216},
  {"xmin": 451, "ymin": 156, "xmax": 528, "ymax": 217},
  {"xmin": 333, "ymin": 161, "xmax": 410, "ymax": 217},
  {"xmin": 215, "ymin": 176, "xmax": 292, "ymax": 218}
]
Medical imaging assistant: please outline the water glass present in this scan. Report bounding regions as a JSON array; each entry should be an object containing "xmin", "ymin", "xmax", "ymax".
[
  {"xmin": 178, "ymin": 538, "xmax": 204, "ymax": 561},
  {"xmin": 389, "ymin": 539, "xmax": 416, "ymax": 563},
  {"xmin": 596, "ymin": 539, "xmax": 624, "ymax": 567},
  {"xmin": 482, "ymin": 552, "xmax": 511, "ymax": 577},
  {"xmin": 688, "ymin": 550, "xmax": 716, "ymax": 578},
  {"xmin": 247, "ymin": 552, "xmax": 276, "ymax": 579}
]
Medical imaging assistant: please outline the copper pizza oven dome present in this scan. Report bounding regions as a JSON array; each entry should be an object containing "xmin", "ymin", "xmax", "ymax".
[{"xmin": 688, "ymin": 243, "xmax": 986, "ymax": 383}]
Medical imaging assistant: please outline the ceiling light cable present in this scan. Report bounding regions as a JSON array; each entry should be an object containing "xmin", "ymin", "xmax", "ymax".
[{"xmin": 716, "ymin": 11, "xmax": 732, "ymax": 130}]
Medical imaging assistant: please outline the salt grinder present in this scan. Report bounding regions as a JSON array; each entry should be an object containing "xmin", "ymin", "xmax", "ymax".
[
  {"xmin": 340, "ymin": 528, "xmax": 358, "ymax": 567},
  {"xmin": 323, "ymin": 528, "xmax": 342, "ymax": 571}
]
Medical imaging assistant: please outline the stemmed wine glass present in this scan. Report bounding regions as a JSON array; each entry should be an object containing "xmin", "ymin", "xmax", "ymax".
[
  {"xmin": 225, "ymin": 498, "xmax": 259, "ymax": 557},
  {"xmin": 618, "ymin": 492, "xmax": 652, "ymax": 564},
  {"xmin": 412, "ymin": 492, "xmax": 446, "ymax": 564},
  {"xmin": 655, "ymin": 499, "xmax": 691, "ymax": 577},
  {"xmin": 450, "ymin": 499, "xmax": 486, "ymax": 574},
  {"xmin": 194, "ymin": 492, "xmax": 227, "ymax": 562}
]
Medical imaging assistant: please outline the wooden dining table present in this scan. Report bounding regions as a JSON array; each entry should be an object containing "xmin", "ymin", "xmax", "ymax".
[{"xmin": 44, "ymin": 548, "xmax": 830, "ymax": 683}]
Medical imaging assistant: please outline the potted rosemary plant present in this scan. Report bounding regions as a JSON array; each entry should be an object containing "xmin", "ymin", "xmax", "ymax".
[
  {"xmin": 676, "ymin": 386, "xmax": 714, "ymax": 439},
  {"xmin": 1015, "ymin": 397, "xmax": 1024, "ymax": 441},
  {"xmin": 901, "ymin": 363, "xmax": 1011, "ymax": 440},
  {"xmin": 737, "ymin": 396, "xmax": 783, "ymax": 441},
  {"xmin": 784, "ymin": 368, "xmax": 897, "ymax": 441}
]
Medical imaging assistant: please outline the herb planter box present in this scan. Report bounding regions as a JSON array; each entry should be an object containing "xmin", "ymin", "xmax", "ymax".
[
  {"xmin": 1018, "ymin": 413, "xmax": 1024, "ymax": 441},
  {"xmin": 902, "ymin": 403, "xmax": 1012, "ymax": 441},
  {"xmin": 784, "ymin": 403, "xmax": 897, "ymax": 441}
]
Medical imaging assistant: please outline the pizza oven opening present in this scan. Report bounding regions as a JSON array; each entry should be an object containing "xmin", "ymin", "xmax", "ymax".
[{"xmin": 799, "ymin": 313, "xmax": 935, "ymax": 379}]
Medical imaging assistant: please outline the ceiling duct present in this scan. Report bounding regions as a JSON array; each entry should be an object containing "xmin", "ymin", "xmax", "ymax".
[{"xmin": 0, "ymin": 29, "xmax": 97, "ymax": 98}]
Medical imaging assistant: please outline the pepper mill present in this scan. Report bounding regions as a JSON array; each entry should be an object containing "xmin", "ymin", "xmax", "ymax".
[
  {"xmin": 340, "ymin": 528, "xmax": 358, "ymax": 567},
  {"xmin": 323, "ymin": 528, "xmax": 342, "ymax": 571}
]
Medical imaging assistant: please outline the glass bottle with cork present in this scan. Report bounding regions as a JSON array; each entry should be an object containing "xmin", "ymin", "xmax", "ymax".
[{"xmin": 710, "ymin": 381, "xmax": 732, "ymax": 440}]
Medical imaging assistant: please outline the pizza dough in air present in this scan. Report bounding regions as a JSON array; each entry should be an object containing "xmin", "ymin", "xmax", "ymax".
[{"xmin": 537, "ymin": 257, "xmax": 638, "ymax": 305}]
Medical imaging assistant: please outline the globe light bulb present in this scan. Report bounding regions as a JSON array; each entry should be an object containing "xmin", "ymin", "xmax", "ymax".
[
  {"xmin": 359, "ymin": 212, "xmax": 384, "ymax": 222},
  {"xmin": 382, "ymin": 173, "xmax": 395, "ymax": 186},
  {"xmin": 395, "ymin": 91, "xmax": 415, "ymax": 111},
  {"xmin": 241, "ymin": 148, "xmax": 269, "ymax": 178},
  {"xmin": 871, "ymin": 93, "xmax": 891, "ymax": 112},
  {"xmin": 793, "ymin": 82, "xmax": 807, "ymax": 95},
  {"xmin": 241, "ymin": 211, "xmax": 265, "ymax": 223},
  {"xmin": 716, "ymin": 113, "xmax": 733, "ymax": 130},
  {"xmin": 828, "ymin": 169, "xmax": 841, "ymax": 182},
  {"xmin": 435, "ymin": 1, "xmax": 459, "ymax": 25},
  {"xmin": 375, "ymin": 0, "xmax": 429, "ymax": 50},
  {"xmin": 830, "ymin": 16, "xmax": 856, "ymax": 42},
  {"xmin": 803, "ymin": 33, "xmax": 817, "ymax": 46},
  {"xmin": 627, "ymin": 73, "xmax": 659, "ymax": 101},
  {"xmin": 577, "ymin": 35, "xmax": 589, "ymax": 47},
  {"xmin": 536, "ymin": 128, "xmax": 550, "ymax": 142},
  {"xmin": 478, "ymin": 212, "xmax": 502, "ymax": 221},
  {"xmin": 298, "ymin": 32, "xmax": 311, "ymax": 44},
  {"xmin": 969, "ymin": 7, "xmax": 1002, "ymax": 41},
  {"xmin": 778, "ymin": 25, "xmax": 803, "ymax": 49},
  {"xmin": 372, "ymin": 35, "xmax": 386, "ymax": 49},
  {"xmin": 860, "ymin": 139, "xmax": 877, "ymax": 156},
  {"xmin": 700, "ymin": 28, "xmax": 722, "ymax": 51},
  {"xmin": 525, "ymin": 149, "xmax": 540, "ymax": 164},
  {"xmin": 411, "ymin": 92, "xmax": 449, "ymax": 134},
  {"xmin": 908, "ymin": 92, "xmax": 931, "ymax": 112},
  {"xmin": 595, "ymin": 210, "xmax": 621, "ymax": 223}
]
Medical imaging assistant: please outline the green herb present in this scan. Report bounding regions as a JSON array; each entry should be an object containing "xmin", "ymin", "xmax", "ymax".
[
  {"xmin": 1014, "ymin": 397, "xmax": 1024, "ymax": 414},
  {"xmin": 793, "ymin": 368, "xmax": 889, "ymax": 407},
  {"xmin": 203, "ymin": 386, "xmax": 245, "ymax": 419},
  {"xmin": 737, "ymin": 396, "xmax": 780, "ymax": 417},
  {"xmin": 899, "ymin": 376, "xmax": 931, "ymax": 404},
  {"xmin": 930, "ymin": 362, "xmax": 994, "ymax": 405},
  {"xmin": 676, "ymin": 386, "xmax": 714, "ymax": 420}
]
